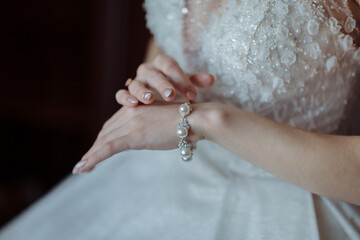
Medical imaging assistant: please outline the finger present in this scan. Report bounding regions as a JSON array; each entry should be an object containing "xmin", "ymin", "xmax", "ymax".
[
  {"xmin": 115, "ymin": 89, "xmax": 139, "ymax": 107},
  {"xmin": 153, "ymin": 55, "xmax": 197, "ymax": 101},
  {"xmin": 100, "ymin": 107, "xmax": 126, "ymax": 137},
  {"xmin": 73, "ymin": 136, "xmax": 131, "ymax": 173},
  {"xmin": 136, "ymin": 63, "xmax": 176, "ymax": 101},
  {"xmin": 81, "ymin": 123, "xmax": 131, "ymax": 161},
  {"xmin": 72, "ymin": 161, "xmax": 95, "ymax": 174},
  {"xmin": 78, "ymin": 105, "xmax": 133, "ymax": 164},
  {"xmin": 79, "ymin": 111, "xmax": 125, "ymax": 162},
  {"xmin": 189, "ymin": 73, "xmax": 216, "ymax": 88},
  {"xmin": 95, "ymin": 107, "xmax": 141, "ymax": 146},
  {"xmin": 128, "ymin": 80, "xmax": 155, "ymax": 104}
]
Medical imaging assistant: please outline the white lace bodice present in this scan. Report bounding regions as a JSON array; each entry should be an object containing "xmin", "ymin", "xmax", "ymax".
[{"xmin": 144, "ymin": 0, "xmax": 360, "ymax": 134}]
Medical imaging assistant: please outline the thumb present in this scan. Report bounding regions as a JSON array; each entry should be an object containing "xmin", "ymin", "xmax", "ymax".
[{"xmin": 189, "ymin": 73, "xmax": 216, "ymax": 88}]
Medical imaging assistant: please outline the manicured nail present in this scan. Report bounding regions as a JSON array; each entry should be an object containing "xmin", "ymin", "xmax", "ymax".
[
  {"xmin": 163, "ymin": 88, "xmax": 173, "ymax": 98},
  {"xmin": 72, "ymin": 160, "xmax": 87, "ymax": 174},
  {"xmin": 186, "ymin": 91, "xmax": 197, "ymax": 101},
  {"xmin": 209, "ymin": 74, "xmax": 216, "ymax": 82},
  {"xmin": 142, "ymin": 92, "xmax": 152, "ymax": 100},
  {"xmin": 128, "ymin": 97, "xmax": 138, "ymax": 104}
]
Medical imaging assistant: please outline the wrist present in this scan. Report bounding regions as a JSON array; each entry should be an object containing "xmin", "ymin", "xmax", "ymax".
[{"xmin": 188, "ymin": 102, "xmax": 227, "ymax": 143}]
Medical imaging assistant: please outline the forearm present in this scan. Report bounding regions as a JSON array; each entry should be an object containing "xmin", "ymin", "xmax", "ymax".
[{"xmin": 190, "ymin": 102, "xmax": 360, "ymax": 205}]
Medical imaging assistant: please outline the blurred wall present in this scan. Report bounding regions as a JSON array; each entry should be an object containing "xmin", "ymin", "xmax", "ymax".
[{"xmin": 0, "ymin": 0, "xmax": 150, "ymax": 227}]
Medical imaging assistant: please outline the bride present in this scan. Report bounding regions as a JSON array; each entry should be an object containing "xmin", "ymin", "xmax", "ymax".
[{"xmin": 1, "ymin": 0, "xmax": 360, "ymax": 239}]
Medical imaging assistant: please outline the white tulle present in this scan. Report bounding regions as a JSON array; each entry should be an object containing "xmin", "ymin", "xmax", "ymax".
[{"xmin": 1, "ymin": 0, "xmax": 360, "ymax": 239}]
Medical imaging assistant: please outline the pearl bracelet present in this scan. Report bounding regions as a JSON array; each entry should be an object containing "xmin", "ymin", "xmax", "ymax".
[{"xmin": 177, "ymin": 102, "xmax": 193, "ymax": 161}]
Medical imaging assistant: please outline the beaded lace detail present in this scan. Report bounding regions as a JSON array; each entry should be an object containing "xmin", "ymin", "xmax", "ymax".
[{"xmin": 144, "ymin": 0, "xmax": 360, "ymax": 134}]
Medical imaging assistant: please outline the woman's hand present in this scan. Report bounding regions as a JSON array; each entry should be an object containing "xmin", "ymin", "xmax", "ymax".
[
  {"xmin": 115, "ymin": 55, "xmax": 215, "ymax": 107},
  {"xmin": 72, "ymin": 102, "xmax": 205, "ymax": 174}
]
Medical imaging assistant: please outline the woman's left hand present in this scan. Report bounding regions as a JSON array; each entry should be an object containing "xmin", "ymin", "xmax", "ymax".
[
  {"xmin": 115, "ymin": 55, "xmax": 215, "ymax": 107},
  {"xmin": 72, "ymin": 103, "xmax": 204, "ymax": 174}
]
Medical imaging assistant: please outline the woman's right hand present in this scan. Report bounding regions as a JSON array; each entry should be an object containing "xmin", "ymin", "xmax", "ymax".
[
  {"xmin": 72, "ymin": 102, "xmax": 209, "ymax": 174},
  {"xmin": 115, "ymin": 54, "xmax": 215, "ymax": 107}
]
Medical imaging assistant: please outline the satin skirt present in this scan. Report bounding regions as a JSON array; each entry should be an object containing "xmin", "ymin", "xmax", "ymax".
[{"xmin": 1, "ymin": 141, "xmax": 359, "ymax": 240}]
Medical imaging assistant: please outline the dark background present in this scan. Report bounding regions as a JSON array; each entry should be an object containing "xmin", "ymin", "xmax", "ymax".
[{"xmin": 0, "ymin": 0, "xmax": 150, "ymax": 228}]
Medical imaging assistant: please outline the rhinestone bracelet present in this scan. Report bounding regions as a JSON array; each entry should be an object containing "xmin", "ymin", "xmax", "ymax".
[{"xmin": 177, "ymin": 102, "xmax": 193, "ymax": 161}]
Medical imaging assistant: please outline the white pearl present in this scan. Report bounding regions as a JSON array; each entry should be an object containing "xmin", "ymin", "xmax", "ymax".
[
  {"xmin": 177, "ymin": 127, "xmax": 188, "ymax": 138},
  {"xmin": 180, "ymin": 147, "xmax": 192, "ymax": 157},
  {"xmin": 179, "ymin": 104, "xmax": 190, "ymax": 116}
]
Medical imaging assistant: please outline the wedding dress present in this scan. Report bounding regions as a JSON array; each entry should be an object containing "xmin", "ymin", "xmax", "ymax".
[{"xmin": 1, "ymin": 0, "xmax": 360, "ymax": 239}]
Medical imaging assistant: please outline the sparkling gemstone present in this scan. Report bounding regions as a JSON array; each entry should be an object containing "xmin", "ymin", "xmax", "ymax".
[{"xmin": 177, "ymin": 127, "xmax": 188, "ymax": 138}]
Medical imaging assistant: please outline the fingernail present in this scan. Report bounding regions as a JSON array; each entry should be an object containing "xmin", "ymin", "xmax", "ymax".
[
  {"xmin": 210, "ymin": 74, "xmax": 216, "ymax": 81},
  {"xmin": 163, "ymin": 88, "xmax": 173, "ymax": 98},
  {"xmin": 128, "ymin": 97, "xmax": 138, "ymax": 104},
  {"xmin": 186, "ymin": 91, "xmax": 197, "ymax": 101},
  {"xmin": 208, "ymin": 74, "xmax": 216, "ymax": 84},
  {"xmin": 72, "ymin": 160, "xmax": 87, "ymax": 174},
  {"xmin": 142, "ymin": 92, "xmax": 152, "ymax": 100}
]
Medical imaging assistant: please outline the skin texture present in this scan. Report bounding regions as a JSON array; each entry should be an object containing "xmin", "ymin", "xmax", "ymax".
[
  {"xmin": 73, "ymin": 0, "xmax": 360, "ymax": 205},
  {"xmin": 193, "ymin": 103, "xmax": 360, "ymax": 206}
]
